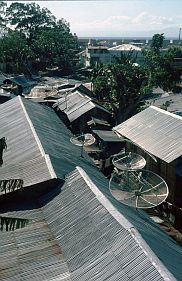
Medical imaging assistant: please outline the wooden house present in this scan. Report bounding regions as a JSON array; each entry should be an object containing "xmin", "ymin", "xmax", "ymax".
[{"xmin": 53, "ymin": 90, "xmax": 111, "ymax": 133}]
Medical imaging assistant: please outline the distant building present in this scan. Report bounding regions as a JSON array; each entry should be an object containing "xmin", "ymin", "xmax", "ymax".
[
  {"xmin": 108, "ymin": 44, "xmax": 144, "ymax": 64},
  {"xmin": 84, "ymin": 46, "xmax": 111, "ymax": 67},
  {"xmin": 80, "ymin": 44, "xmax": 144, "ymax": 67}
]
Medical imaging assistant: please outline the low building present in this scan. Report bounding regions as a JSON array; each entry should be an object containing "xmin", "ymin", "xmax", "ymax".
[
  {"xmin": 113, "ymin": 106, "xmax": 182, "ymax": 225},
  {"xmin": 0, "ymin": 97, "xmax": 182, "ymax": 280},
  {"xmin": 53, "ymin": 91, "xmax": 111, "ymax": 133}
]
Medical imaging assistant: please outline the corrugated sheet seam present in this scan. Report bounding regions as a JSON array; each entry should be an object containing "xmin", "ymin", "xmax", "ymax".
[
  {"xmin": 19, "ymin": 96, "xmax": 45, "ymax": 156},
  {"xmin": 76, "ymin": 166, "xmax": 177, "ymax": 281}
]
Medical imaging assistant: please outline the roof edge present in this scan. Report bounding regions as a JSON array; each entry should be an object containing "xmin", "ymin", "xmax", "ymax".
[
  {"xmin": 45, "ymin": 154, "xmax": 57, "ymax": 179},
  {"xmin": 76, "ymin": 166, "xmax": 177, "ymax": 281},
  {"xmin": 18, "ymin": 96, "xmax": 45, "ymax": 157},
  {"xmin": 76, "ymin": 166, "xmax": 133, "ymax": 230},
  {"xmin": 129, "ymin": 228, "xmax": 177, "ymax": 281},
  {"xmin": 150, "ymin": 105, "xmax": 182, "ymax": 120}
]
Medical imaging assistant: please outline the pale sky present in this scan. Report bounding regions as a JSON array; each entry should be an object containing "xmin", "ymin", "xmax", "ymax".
[{"xmin": 8, "ymin": 1, "xmax": 182, "ymax": 38}]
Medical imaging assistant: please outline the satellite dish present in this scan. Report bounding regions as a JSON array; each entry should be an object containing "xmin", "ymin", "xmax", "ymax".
[
  {"xmin": 70, "ymin": 133, "xmax": 95, "ymax": 157},
  {"xmin": 109, "ymin": 169, "xmax": 169, "ymax": 209},
  {"xmin": 112, "ymin": 152, "xmax": 146, "ymax": 171}
]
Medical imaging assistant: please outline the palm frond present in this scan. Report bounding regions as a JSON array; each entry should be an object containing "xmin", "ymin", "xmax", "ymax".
[
  {"xmin": 0, "ymin": 216, "xmax": 30, "ymax": 231},
  {"xmin": 0, "ymin": 179, "xmax": 24, "ymax": 195}
]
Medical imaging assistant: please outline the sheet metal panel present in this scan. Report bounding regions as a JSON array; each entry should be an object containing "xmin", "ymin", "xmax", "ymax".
[
  {"xmin": 55, "ymin": 91, "xmax": 94, "ymax": 122},
  {"xmin": 113, "ymin": 106, "xmax": 182, "ymax": 163},
  {"xmin": 0, "ymin": 213, "xmax": 71, "ymax": 281},
  {"xmin": 0, "ymin": 98, "xmax": 181, "ymax": 280},
  {"xmin": 22, "ymin": 97, "xmax": 94, "ymax": 179},
  {"xmin": 0, "ymin": 97, "xmax": 54, "ymax": 187},
  {"xmin": 42, "ymin": 169, "xmax": 176, "ymax": 281},
  {"xmin": 146, "ymin": 94, "xmax": 182, "ymax": 115},
  {"xmin": 93, "ymin": 130, "xmax": 123, "ymax": 142},
  {"xmin": 0, "ymin": 166, "xmax": 181, "ymax": 280},
  {"xmin": 54, "ymin": 91, "xmax": 109, "ymax": 122},
  {"xmin": 0, "ymin": 155, "xmax": 52, "ymax": 187}
]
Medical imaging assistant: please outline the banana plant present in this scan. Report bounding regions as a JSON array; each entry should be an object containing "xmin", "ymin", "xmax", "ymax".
[
  {"xmin": 0, "ymin": 179, "xmax": 24, "ymax": 195},
  {"xmin": 0, "ymin": 216, "xmax": 30, "ymax": 231}
]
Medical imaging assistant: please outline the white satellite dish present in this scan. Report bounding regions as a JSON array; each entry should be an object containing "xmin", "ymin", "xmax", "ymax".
[
  {"xmin": 109, "ymin": 169, "xmax": 169, "ymax": 209},
  {"xmin": 70, "ymin": 133, "xmax": 95, "ymax": 157},
  {"xmin": 112, "ymin": 152, "xmax": 146, "ymax": 171}
]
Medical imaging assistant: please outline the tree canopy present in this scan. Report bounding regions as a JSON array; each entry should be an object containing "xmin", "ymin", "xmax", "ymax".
[
  {"xmin": 91, "ymin": 33, "xmax": 182, "ymax": 124},
  {"xmin": 143, "ymin": 33, "xmax": 182, "ymax": 92},
  {"xmin": 0, "ymin": 2, "xmax": 79, "ymax": 74},
  {"xmin": 92, "ymin": 62, "xmax": 147, "ymax": 124}
]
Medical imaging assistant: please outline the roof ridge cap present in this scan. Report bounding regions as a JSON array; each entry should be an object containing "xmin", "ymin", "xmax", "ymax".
[{"xmin": 18, "ymin": 96, "xmax": 45, "ymax": 157}]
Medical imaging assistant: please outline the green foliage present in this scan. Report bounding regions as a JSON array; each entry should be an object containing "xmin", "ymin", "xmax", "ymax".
[
  {"xmin": 32, "ymin": 21, "xmax": 79, "ymax": 73},
  {"xmin": 165, "ymin": 46, "xmax": 182, "ymax": 59},
  {"xmin": 150, "ymin": 33, "xmax": 165, "ymax": 52},
  {"xmin": 0, "ymin": 1, "xmax": 7, "ymax": 34},
  {"xmin": 6, "ymin": 2, "xmax": 56, "ymax": 45},
  {"xmin": 143, "ymin": 33, "xmax": 181, "ymax": 92},
  {"xmin": 92, "ymin": 62, "xmax": 147, "ymax": 123},
  {"xmin": 0, "ymin": 2, "xmax": 79, "ymax": 74},
  {"xmin": 0, "ymin": 30, "xmax": 30, "ymax": 71},
  {"xmin": 0, "ymin": 216, "xmax": 30, "ymax": 231}
]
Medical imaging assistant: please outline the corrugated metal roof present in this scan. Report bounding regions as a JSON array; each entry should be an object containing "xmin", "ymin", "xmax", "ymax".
[
  {"xmin": 0, "ymin": 73, "xmax": 8, "ymax": 85},
  {"xmin": 146, "ymin": 94, "xmax": 182, "ymax": 115},
  {"xmin": 53, "ymin": 91, "xmax": 110, "ymax": 122},
  {"xmin": 87, "ymin": 117, "xmax": 111, "ymax": 127},
  {"xmin": 54, "ymin": 91, "xmax": 95, "ymax": 122},
  {"xmin": 21, "ymin": 97, "xmax": 96, "ymax": 180},
  {"xmin": 0, "ymin": 208, "xmax": 71, "ymax": 280},
  {"xmin": 109, "ymin": 44, "xmax": 141, "ymax": 51},
  {"xmin": 0, "ymin": 96, "xmax": 181, "ymax": 280},
  {"xmin": 41, "ymin": 167, "xmax": 180, "ymax": 281},
  {"xmin": 1, "ymin": 167, "xmax": 180, "ymax": 280},
  {"xmin": 0, "ymin": 96, "xmax": 55, "ymax": 187},
  {"xmin": 3, "ymin": 75, "xmax": 33, "ymax": 87},
  {"xmin": 93, "ymin": 130, "xmax": 122, "ymax": 142},
  {"xmin": 113, "ymin": 106, "xmax": 182, "ymax": 163}
]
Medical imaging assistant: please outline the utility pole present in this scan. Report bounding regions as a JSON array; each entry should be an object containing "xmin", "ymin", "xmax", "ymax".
[{"xmin": 179, "ymin": 27, "xmax": 181, "ymax": 43}]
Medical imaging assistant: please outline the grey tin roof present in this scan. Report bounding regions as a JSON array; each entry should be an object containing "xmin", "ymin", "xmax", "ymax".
[
  {"xmin": 113, "ymin": 106, "xmax": 182, "ymax": 163},
  {"xmin": 93, "ymin": 129, "xmax": 123, "ymax": 142},
  {"xmin": 1, "ymin": 167, "xmax": 182, "ymax": 280},
  {"xmin": 0, "ymin": 98, "xmax": 182, "ymax": 280},
  {"xmin": 0, "ymin": 96, "xmax": 55, "ymax": 187},
  {"xmin": 0, "ymin": 207, "xmax": 71, "ymax": 281},
  {"xmin": 53, "ymin": 91, "xmax": 110, "ymax": 122},
  {"xmin": 146, "ymin": 94, "xmax": 182, "ymax": 116},
  {"xmin": 0, "ymin": 96, "xmax": 96, "ymax": 186},
  {"xmin": 87, "ymin": 117, "xmax": 111, "ymax": 127}
]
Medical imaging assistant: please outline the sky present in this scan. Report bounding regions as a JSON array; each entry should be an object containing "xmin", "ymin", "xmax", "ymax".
[{"xmin": 8, "ymin": 1, "xmax": 182, "ymax": 38}]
